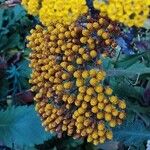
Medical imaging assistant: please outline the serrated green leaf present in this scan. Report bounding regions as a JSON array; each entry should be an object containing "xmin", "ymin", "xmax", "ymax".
[
  {"xmin": 107, "ymin": 62, "xmax": 150, "ymax": 78},
  {"xmin": 0, "ymin": 105, "xmax": 53, "ymax": 147},
  {"xmin": 110, "ymin": 78, "xmax": 144, "ymax": 100},
  {"xmin": 115, "ymin": 52, "xmax": 149, "ymax": 68}
]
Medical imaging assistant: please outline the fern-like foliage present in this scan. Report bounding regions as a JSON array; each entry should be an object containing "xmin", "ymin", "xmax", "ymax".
[
  {"xmin": 113, "ymin": 120, "xmax": 150, "ymax": 147},
  {"xmin": 0, "ymin": 105, "xmax": 53, "ymax": 147}
]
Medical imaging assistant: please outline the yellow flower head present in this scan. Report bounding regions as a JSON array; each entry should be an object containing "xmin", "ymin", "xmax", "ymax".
[
  {"xmin": 94, "ymin": 0, "xmax": 150, "ymax": 27},
  {"xmin": 22, "ymin": 0, "xmax": 88, "ymax": 26}
]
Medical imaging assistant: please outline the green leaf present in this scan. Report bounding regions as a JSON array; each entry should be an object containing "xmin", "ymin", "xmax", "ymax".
[
  {"xmin": 128, "ymin": 102, "xmax": 150, "ymax": 114},
  {"xmin": 0, "ymin": 105, "xmax": 53, "ymax": 147},
  {"xmin": 17, "ymin": 59, "xmax": 31, "ymax": 78},
  {"xmin": 110, "ymin": 78, "xmax": 144, "ymax": 100},
  {"xmin": 13, "ymin": 5, "xmax": 26, "ymax": 21},
  {"xmin": 113, "ymin": 120, "xmax": 150, "ymax": 147},
  {"xmin": 3, "ymin": 33, "xmax": 20, "ymax": 50},
  {"xmin": 107, "ymin": 62, "xmax": 150, "ymax": 77},
  {"xmin": 115, "ymin": 52, "xmax": 149, "ymax": 68}
]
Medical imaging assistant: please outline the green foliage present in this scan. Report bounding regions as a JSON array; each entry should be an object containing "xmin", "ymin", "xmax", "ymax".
[
  {"xmin": 0, "ymin": 3, "xmax": 35, "ymax": 100},
  {"xmin": 0, "ymin": 105, "xmax": 53, "ymax": 147},
  {"xmin": 110, "ymin": 78, "xmax": 144, "ymax": 100},
  {"xmin": 107, "ymin": 62, "xmax": 150, "ymax": 78},
  {"xmin": 6, "ymin": 59, "xmax": 31, "ymax": 94},
  {"xmin": 113, "ymin": 120, "xmax": 150, "ymax": 147},
  {"xmin": 114, "ymin": 52, "xmax": 149, "ymax": 68},
  {"xmin": 102, "ymin": 46, "xmax": 150, "ymax": 149},
  {"xmin": 103, "ymin": 52, "xmax": 150, "ymax": 79},
  {"xmin": 0, "ymin": 5, "xmax": 35, "ymax": 56}
]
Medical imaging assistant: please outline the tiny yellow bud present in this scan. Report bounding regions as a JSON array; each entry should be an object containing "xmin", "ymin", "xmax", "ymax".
[
  {"xmin": 79, "ymin": 86, "xmax": 86, "ymax": 93},
  {"xmin": 90, "ymin": 78, "xmax": 97, "ymax": 86},
  {"xmin": 77, "ymin": 116, "xmax": 84, "ymax": 123},
  {"xmin": 106, "ymin": 130, "xmax": 113, "ymax": 140},
  {"xmin": 82, "ymin": 70, "xmax": 89, "ymax": 78},
  {"xmin": 90, "ymin": 50, "xmax": 97, "ymax": 58},
  {"xmin": 92, "ymin": 131, "xmax": 98, "ymax": 139},
  {"xmin": 98, "ymin": 130, "xmax": 105, "ymax": 137},
  {"xmin": 98, "ymin": 102, "xmax": 105, "ymax": 110},
  {"xmin": 84, "ymin": 94, "xmax": 91, "ymax": 102},
  {"xmin": 64, "ymin": 82, "xmax": 72, "ymax": 89},
  {"xmin": 118, "ymin": 100, "xmax": 126, "ymax": 109},
  {"xmin": 95, "ymin": 85, "xmax": 103, "ymax": 93},
  {"xmin": 76, "ymin": 79, "xmax": 84, "ymax": 87},
  {"xmin": 73, "ymin": 70, "xmax": 81, "ymax": 78},
  {"xmin": 97, "ymin": 94, "xmax": 104, "ymax": 102},
  {"xmin": 82, "ymin": 53, "xmax": 90, "ymax": 61},
  {"xmin": 109, "ymin": 119, "xmax": 117, "ymax": 128},
  {"xmin": 98, "ymin": 123, "xmax": 105, "ymax": 131},
  {"xmin": 76, "ymin": 57, "xmax": 83, "ymax": 64},
  {"xmin": 86, "ymin": 87, "xmax": 95, "ymax": 95},
  {"xmin": 78, "ymin": 107, "xmax": 86, "ymax": 114},
  {"xmin": 110, "ymin": 96, "xmax": 118, "ymax": 105},
  {"xmin": 86, "ymin": 127, "xmax": 93, "ymax": 134},
  {"xmin": 105, "ymin": 87, "xmax": 113, "ymax": 95},
  {"xmin": 89, "ymin": 69, "xmax": 97, "ymax": 77},
  {"xmin": 87, "ymin": 135, "xmax": 93, "ymax": 142},
  {"xmin": 93, "ymin": 22, "xmax": 99, "ymax": 29},
  {"xmin": 90, "ymin": 98, "xmax": 98, "ymax": 106},
  {"xmin": 97, "ymin": 112, "xmax": 104, "ymax": 119},
  {"xmin": 104, "ymin": 113, "xmax": 112, "ymax": 121},
  {"xmin": 104, "ymin": 104, "xmax": 112, "ymax": 113},
  {"xmin": 119, "ymin": 111, "xmax": 126, "ymax": 119},
  {"xmin": 67, "ymin": 65, "xmax": 75, "ymax": 72},
  {"xmin": 78, "ymin": 48, "xmax": 85, "ymax": 55},
  {"xmin": 99, "ymin": 136, "xmax": 106, "ymax": 143},
  {"xmin": 91, "ymin": 106, "xmax": 99, "ymax": 113}
]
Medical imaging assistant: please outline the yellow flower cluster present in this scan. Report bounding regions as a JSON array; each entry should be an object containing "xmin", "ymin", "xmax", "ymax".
[
  {"xmin": 22, "ymin": 0, "xmax": 40, "ymax": 15},
  {"xmin": 27, "ymin": 14, "xmax": 126, "ymax": 145},
  {"xmin": 94, "ymin": 0, "xmax": 150, "ymax": 27},
  {"xmin": 21, "ymin": 0, "xmax": 88, "ymax": 26}
]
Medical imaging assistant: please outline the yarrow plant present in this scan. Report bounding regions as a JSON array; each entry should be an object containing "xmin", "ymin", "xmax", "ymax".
[
  {"xmin": 20, "ymin": 0, "xmax": 149, "ymax": 146},
  {"xmin": 0, "ymin": 0, "xmax": 149, "ymax": 149}
]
